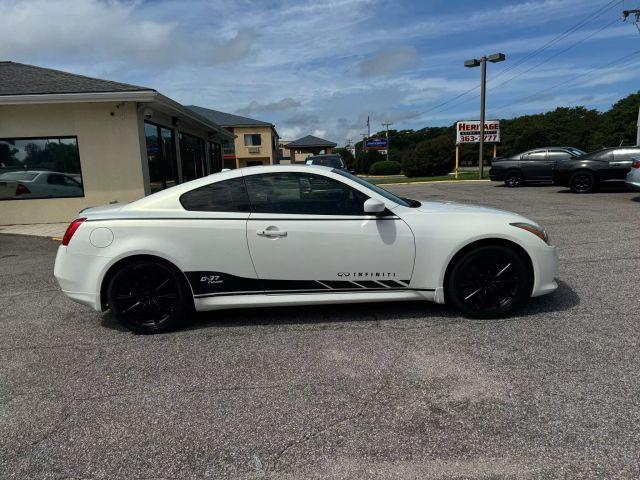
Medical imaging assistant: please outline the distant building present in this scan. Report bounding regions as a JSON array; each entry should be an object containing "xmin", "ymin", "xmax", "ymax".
[
  {"xmin": 278, "ymin": 139, "xmax": 292, "ymax": 163},
  {"xmin": 188, "ymin": 106, "xmax": 279, "ymax": 169},
  {"xmin": 287, "ymin": 135, "xmax": 337, "ymax": 163},
  {"xmin": 0, "ymin": 61, "xmax": 233, "ymax": 225}
]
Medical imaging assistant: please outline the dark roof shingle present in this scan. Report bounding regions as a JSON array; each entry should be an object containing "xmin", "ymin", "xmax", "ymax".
[
  {"xmin": 187, "ymin": 105, "xmax": 272, "ymax": 127},
  {"xmin": 287, "ymin": 135, "xmax": 337, "ymax": 148},
  {"xmin": 0, "ymin": 61, "xmax": 152, "ymax": 96}
]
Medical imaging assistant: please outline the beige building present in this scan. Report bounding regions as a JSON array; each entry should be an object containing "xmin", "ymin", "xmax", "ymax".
[
  {"xmin": 287, "ymin": 135, "xmax": 337, "ymax": 164},
  {"xmin": 0, "ymin": 62, "xmax": 234, "ymax": 225},
  {"xmin": 187, "ymin": 106, "xmax": 279, "ymax": 169}
]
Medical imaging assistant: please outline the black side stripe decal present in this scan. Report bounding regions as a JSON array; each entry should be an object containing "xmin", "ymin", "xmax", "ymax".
[{"xmin": 185, "ymin": 271, "xmax": 433, "ymax": 298}]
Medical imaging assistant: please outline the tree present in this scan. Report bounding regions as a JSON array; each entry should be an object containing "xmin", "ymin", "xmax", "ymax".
[
  {"xmin": 333, "ymin": 147, "xmax": 355, "ymax": 170},
  {"xmin": 403, "ymin": 134, "xmax": 454, "ymax": 177}
]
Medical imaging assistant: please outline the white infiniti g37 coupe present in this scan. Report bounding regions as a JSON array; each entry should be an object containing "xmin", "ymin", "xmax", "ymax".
[{"xmin": 54, "ymin": 165, "xmax": 558, "ymax": 333}]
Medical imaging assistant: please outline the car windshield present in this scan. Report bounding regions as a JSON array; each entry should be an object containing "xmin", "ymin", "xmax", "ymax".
[
  {"xmin": 331, "ymin": 169, "xmax": 419, "ymax": 207},
  {"xmin": 0, "ymin": 171, "xmax": 38, "ymax": 181},
  {"xmin": 568, "ymin": 148, "xmax": 585, "ymax": 156},
  {"xmin": 312, "ymin": 156, "xmax": 344, "ymax": 168}
]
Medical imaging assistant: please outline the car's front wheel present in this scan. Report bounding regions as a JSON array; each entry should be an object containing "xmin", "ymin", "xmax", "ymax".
[
  {"xmin": 107, "ymin": 259, "xmax": 190, "ymax": 334},
  {"xmin": 504, "ymin": 170, "xmax": 523, "ymax": 188},
  {"xmin": 446, "ymin": 245, "xmax": 532, "ymax": 318}
]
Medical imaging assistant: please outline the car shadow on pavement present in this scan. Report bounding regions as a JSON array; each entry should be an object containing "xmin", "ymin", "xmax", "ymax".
[{"xmin": 101, "ymin": 280, "xmax": 579, "ymax": 334}]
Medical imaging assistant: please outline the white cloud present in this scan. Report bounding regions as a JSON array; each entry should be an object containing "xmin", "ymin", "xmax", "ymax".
[
  {"xmin": 357, "ymin": 46, "xmax": 421, "ymax": 77},
  {"xmin": 237, "ymin": 97, "xmax": 302, "ymax": 115}
]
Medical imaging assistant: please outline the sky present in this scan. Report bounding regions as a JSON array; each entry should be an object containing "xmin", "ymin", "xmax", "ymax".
[{"xmin": 1, "ymin": 0, "xmax": 639, "ymax": 145}]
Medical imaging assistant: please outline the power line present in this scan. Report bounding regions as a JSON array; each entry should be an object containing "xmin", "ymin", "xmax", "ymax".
[
  {"xmin": 489, "ymin": 0, "xmax": 623, "ymax": 83},
  {"xmin": 489, "ymin": 16, "xmax": 621, "ymax": 92},
  {"xmin": 488, "ymin": 49, "xmax": 640, "ymax": 116},
  {"xmin": 419, "ymin": 0, "xmax": 623, "ymax": 118},
  {"xmin": 424, "ymin": 10, "xmax": 624, "ymax": 118}
]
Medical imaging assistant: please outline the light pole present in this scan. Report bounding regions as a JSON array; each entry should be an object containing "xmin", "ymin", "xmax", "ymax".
[
  {"xmin": 464, "ymin": 52, "xmax": 505, "ymax": 179},
  {"xmin": 381, "ymin": 122, "xmax": 392, "ymax": 161}
]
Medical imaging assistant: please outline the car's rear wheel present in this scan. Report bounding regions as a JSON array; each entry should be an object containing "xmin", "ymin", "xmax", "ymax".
[
  {"xmin": 504, "ymin": 170, "xmax": 523, "ymax": 188},
  {"xmin": 446, "ymin": 245, "xmax": 531, "ymax": 318},
  {"xmin": 107, "ymin": 259, "xmax": 189, "ymax": 334},
  {"xmin": 570, "ymin": 170, "xmax": 596, "ymax": 193}
]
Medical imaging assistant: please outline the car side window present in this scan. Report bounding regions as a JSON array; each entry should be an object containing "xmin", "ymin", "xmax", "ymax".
[
  {"xmin": 244, "ymin": 172, "xmax": 368, "ymax": 215},
  {"xmin": 47, "ymin": 174, "xmax": 65, "ymax": 185},
  {"xmin": 548, "ymin": 151, "xmax": 571, "ymax": 160},
  {"xmin": 523, "ymin": 151, "xmax": 547, "ymax": 161},
  {"xmin": 180, "ymin": 177, "xmax": 250, "ymax": 212}
]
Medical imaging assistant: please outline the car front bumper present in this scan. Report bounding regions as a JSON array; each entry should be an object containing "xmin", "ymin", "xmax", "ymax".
[
  {"xmin": 552, "ymin": 169, "xmax": 570, "ymax": 186},
  {"xmin": 530, "ymin": 243, "xmax": 559, "ymax": 297}
]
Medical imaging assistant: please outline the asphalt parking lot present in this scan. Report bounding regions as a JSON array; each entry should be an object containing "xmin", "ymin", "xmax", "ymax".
[{"xmin": 1, "ymin": 182, "xmax": 639, "ymax": 479}]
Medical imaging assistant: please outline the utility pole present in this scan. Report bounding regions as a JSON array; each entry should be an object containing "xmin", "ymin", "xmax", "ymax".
[
  {"xmin": 366, "ymin": 116, "xmax": 371, "ymax": 138},
  {"xmin": 623, "ymin": 9, "xmax": 640, "ymax": 145},
  {"xmin": 465, "ymin": 53, "xmax": 505, "ymax": 179},
  {"xmin": 381, "ymin": 122, "xmax": 393, "ymax": 161}
]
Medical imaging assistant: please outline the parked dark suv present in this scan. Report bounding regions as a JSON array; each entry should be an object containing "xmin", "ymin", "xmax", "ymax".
[
  {"xmin": 552, "ymin": 146, "xmax": 640, "ymax": 193},
  {"xmin": 489, "ymin": 147, "xmax": 585, "ymax": 187}
]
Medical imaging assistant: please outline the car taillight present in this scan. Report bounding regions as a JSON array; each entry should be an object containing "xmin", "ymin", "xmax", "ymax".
[
  {"xmin": 15, "ymin": 183, "xmax": 31, "ymax": 195},
  {"xmin": 61, "ymin": 218, "xmax": 87, "ymax": 246},
  {"xmin": 632, "ymin": 159, "xmax": 640, "ymax": 169}
]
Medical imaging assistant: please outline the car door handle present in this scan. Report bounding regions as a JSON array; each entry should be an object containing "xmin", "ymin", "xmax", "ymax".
[{"xmin": 256, "ymin": 229, "xmax": 287, "ymax": 237}]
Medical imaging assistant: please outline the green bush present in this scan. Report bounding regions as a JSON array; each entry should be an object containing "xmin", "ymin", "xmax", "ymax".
[
  {"xmin": 402, "ymin": 135, "xmax": 454, "ymax": 177},
  {"xmin": 355, "ymin": 149, "xmax": 383, "ymax": 174},
  {"xmin": 369, "ymin": 160, "xmax": 402, "ymax": 175}
]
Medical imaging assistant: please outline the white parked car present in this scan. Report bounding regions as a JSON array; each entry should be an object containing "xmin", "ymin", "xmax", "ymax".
[
  {"xmin": 626, "ymin": 157, "xmax": 640, "ymax": 190},
  {"xmin": 54, "ymin": 165, "xmax": 558, "ymax": 333},
  {"xmin": 0, "ymin": 170, "xmax": 83, "ymax": 199}
]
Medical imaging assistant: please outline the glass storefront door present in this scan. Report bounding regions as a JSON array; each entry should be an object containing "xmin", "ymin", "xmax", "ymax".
[{"xmin": 144, "ymin": 122, "xmax": 178, "ymax": 193}]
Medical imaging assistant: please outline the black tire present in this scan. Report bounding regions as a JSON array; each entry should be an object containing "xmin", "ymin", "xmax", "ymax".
[
  {"xmin": 504, "ymin": 170, "xmax": 523, "ymax": 188},
  {"xmin": 446, "ymin": 245, "xmax": 532, "ymax": 319},
  {"xmin": 107, "ymin": 259, "xmax": 190, "ymax": 334},
  {"xmin": 569, "ymin": 170, "xmax": 596, "ymax": 193}
]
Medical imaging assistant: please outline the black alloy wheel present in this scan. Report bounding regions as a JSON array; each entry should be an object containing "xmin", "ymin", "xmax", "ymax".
[
  {"xmin": 107, "ymin": 260, "xmax": 189, "ymax": 333},
  {"xmin": 504, "ymin": 170, "xmax": 523, "ymax": 188},
  {"xmin": 569, "ymin": 170, "xmax": 596, "ymax": 193},
  {"xmin": 447, "ymin": 245, "xmax": 531, "ymax": 318}
]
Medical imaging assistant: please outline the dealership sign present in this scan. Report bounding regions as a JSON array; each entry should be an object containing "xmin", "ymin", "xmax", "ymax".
[
  {"xmin": 456, "ymin": 120, "xmax": 500, "ymax": 144},
  {"xmin": 364, "ymin": 137, "xmax": 388, "ymax": 150}
]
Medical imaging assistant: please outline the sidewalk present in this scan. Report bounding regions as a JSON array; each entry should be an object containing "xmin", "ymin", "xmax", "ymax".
[{"xmin": 0, "ymin": 223, "xmax": 67, "ymax": 238}]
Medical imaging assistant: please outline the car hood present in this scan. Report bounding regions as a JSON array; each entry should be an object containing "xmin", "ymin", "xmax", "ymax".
[{"xmin": 415, "ymin": 200, "xmax": 522, "ymax": 218}]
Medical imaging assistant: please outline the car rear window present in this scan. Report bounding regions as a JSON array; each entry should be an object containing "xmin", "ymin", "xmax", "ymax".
[
  {"xmin": 0, "ymin": 171, "xmax": 38, "ymax": 181},
  {"xmin": 180, "ymin": 177, "xmax": 250, "ymax": 212},
  {"xmin": 311, "ymin": 156, "xmax": 344, "ymax": 168}
]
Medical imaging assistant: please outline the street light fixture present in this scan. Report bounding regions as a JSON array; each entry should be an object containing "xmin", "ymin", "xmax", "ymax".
[{"xmin": 464, "ymin": 52, "xmax": 505, "ymax": 179}]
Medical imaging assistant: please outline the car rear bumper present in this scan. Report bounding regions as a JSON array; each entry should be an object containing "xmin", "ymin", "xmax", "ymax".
[
  {"xmin": 626, "ymin": 170, "xmax": 640, "ymax": 190},
  {"xmin": 54, "ymin": 246, "xmax": 109, "ymax": 312}
]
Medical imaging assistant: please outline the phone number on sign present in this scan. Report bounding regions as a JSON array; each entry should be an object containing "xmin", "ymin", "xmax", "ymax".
[{"xmin": 459, "ymin": 134, "xmax": 499, "ymax": 143}]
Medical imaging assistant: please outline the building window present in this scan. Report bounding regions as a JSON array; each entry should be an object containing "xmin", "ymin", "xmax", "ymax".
[
  {"xmin": 0, "ymin": 136, "xmax": 83, "ymax": 200},
  {"xmin": 179, "ymin": 132, "xmax": 206, "ymax": 181},
  {"xmin": 145, "ymin": 122, "xmax": 178, "ymax": 194},
  {"xmin": 244, "ymin": 134, "xmax": 261, "ymax": 146}
]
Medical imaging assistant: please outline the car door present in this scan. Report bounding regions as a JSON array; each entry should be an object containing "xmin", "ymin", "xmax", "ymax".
[
  {"xmin": 520, "ymin": 150, "xmax": 549, "ymax": 180},
  {"xmin": 546, "ymin": 150, "xmax": 572, "ymax": 181},
  {"xmin": 244, "ymin": 171, "xmax": 416, "ymax": 294}
]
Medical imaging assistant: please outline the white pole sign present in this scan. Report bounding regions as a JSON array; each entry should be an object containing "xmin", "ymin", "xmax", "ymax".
[{"xmin": 456, "ymin": 120, "xmax": 500, "ymax": 144}]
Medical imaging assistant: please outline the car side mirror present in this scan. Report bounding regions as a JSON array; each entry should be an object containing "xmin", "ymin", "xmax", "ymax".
[{"xmin": 364, "ymin": 198, "xmax": 386, "ymax": 214}]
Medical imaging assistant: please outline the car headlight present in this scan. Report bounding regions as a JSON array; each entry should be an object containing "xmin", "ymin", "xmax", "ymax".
[{"xmin": 510, "ymin": 222, "xmax": 549, "ymax": 244}]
